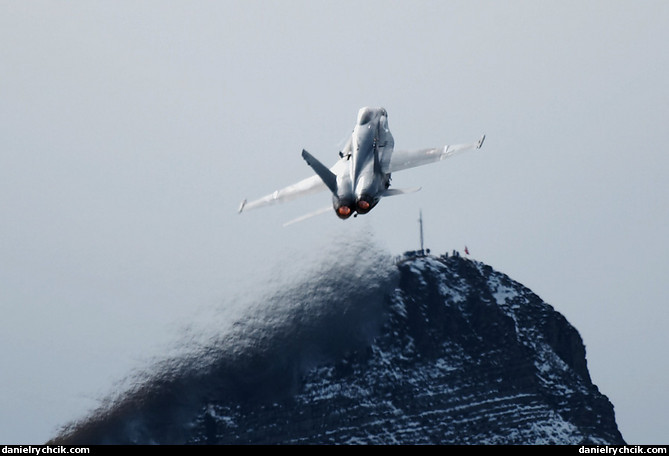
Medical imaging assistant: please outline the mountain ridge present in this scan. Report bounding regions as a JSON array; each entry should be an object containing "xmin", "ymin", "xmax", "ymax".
[{"xmin": 51, "ymin": 251, "xmax": 625, "ymax": 444}]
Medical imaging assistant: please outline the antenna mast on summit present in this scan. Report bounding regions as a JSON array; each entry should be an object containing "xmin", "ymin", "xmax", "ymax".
[{"xmin": 419, "ymin": 209, "xmax": 424, "ymax": 254}]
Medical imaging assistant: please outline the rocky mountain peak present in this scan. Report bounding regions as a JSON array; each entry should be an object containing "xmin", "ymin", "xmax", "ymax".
[{"xmin": 52, "ymin": 252, "xmax": 625, "ymax": 445}]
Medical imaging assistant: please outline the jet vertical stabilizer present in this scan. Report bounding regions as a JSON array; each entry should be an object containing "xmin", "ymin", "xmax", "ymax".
[{"xmin": 301, "ymin": 149, "xmax": 338, "ymax": 196}]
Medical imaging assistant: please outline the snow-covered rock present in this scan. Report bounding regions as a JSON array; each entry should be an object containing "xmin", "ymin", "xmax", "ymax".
[{"xmin": 52, "ymin": 253, "xmax": 624, "ymax": 444}]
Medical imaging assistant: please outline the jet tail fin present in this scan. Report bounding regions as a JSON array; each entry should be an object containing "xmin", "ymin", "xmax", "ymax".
[{"xmin": 301, "ymin": 149, "xmax": 338, "ymax": 196}]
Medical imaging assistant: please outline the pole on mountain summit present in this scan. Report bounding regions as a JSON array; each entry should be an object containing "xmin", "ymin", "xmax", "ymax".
[{"xmin": 419, "ymin": 210, "xmax": 424, "ymax": 255}]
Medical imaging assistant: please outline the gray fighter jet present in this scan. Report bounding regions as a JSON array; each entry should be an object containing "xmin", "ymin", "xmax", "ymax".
[{"xmin": 238, "ymin": 107, "xmax": 484, "ymax": 224}]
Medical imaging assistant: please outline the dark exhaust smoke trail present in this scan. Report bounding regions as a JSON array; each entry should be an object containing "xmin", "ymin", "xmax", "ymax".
[{"xmin": 52, "ymin": 232, "xmax": 398, "ymax": 444}]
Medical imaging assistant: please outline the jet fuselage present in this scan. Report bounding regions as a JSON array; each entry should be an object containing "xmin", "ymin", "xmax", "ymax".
[
  {"xmin": 331, "ymin": 107, "xmax": 394, "ymax": 218},
  {"xmin": 238, "ymin": 107, "xmax": 484, "ymax": 225}
]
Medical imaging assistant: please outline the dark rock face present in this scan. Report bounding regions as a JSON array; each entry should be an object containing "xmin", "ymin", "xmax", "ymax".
[
  {"xmin": 52, "ymin": 253, "xmax": 625, "ymax": 445},
  {"xmin": 187, "ymin": 254, "xmax": 624, "ymax": 444}
]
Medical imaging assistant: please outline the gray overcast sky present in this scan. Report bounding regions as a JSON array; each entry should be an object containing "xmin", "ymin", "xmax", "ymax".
[{"xmin": 1, "ymin": 0, "xmax": 667, "ymax": 444}]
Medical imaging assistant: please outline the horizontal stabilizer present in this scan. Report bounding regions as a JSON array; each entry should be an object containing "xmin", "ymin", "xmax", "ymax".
[
  {"xmin": 383, "ymin": 187, "xmax": 422, "ymax": 197},
  {"xmin": 283, "ymin": 206, "xmax": 332, "ymax": 227}
]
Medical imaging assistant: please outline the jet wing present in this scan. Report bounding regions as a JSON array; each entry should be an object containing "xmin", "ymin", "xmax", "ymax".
[
  {"xmin": 383, "ymin": 135, "xmax": 485, "ymax": 174},
  {"xmin": 238, "ymin": 174, "xmax": 327, "ymax": 213},
  {"xmin": 238, "ymin": 157, "xmax": 350, "ymax": 213}
]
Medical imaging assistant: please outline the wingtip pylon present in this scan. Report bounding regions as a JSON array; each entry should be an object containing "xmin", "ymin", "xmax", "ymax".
[{"xmin": 477, "ymin": 134, "xmax": 486, "ymax": 149}]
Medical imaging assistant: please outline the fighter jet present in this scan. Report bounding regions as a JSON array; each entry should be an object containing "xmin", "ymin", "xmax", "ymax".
[{"xmin": 238, "ymin": 107, "xmax": 485, "ymax": 224}]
